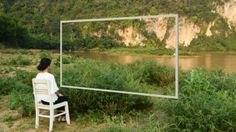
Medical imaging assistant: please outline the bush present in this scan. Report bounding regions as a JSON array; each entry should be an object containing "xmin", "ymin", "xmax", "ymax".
[
  {"xmin": 8, "ymin": 90, "xmax": 34, "ymax": 117},
  {"xmin": 61, "ymin": 59, "xmax": 155, "ymax": 115},
  {"xmin": 7, "ymin": 77, "xmax": 34, "ymax": 117},
  {"xmin": 0, "ymin": 77, "xmax": 17, "ymax": 95},
  {"xmin": 15, "ymin": 70, "xmax": 36, "ymax": 85},
  {"xmin": 129, "ymin": 61, "xmax": 175, "ymax": 87},
  {"xmin": 9, "ymin": 55, "xmax": 32, "ymax": 65},
  {"xmin": 54, "ymin": 55, "xmax": 76, "ymax": 67},
  {"xmin": 163, "ymin": 68, "xmax": 236, "ymax": 131},
  {"xmin": 39, "ymin": 50, "xmax": 52, "ymax": 59},
  {"xmin": 0, "ymin": 70, "xmax": 34, "ymax": 117}
]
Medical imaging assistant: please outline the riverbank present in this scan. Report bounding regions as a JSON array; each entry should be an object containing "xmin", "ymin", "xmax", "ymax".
[
  {"xmin": 68, "ymin": 47, "xmax": 195, "ymax": 56},
  {"xmin": 0, "ymin": 49, "xmax": 235, "ymax": 131}
]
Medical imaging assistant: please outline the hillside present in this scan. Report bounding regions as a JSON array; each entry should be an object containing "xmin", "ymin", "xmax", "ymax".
[{"xmin": 0, "ymin": 0, "xmax": 236, "ymax": 51}]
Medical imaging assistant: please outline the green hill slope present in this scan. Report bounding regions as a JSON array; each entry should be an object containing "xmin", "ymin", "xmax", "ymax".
[{"xmin": 0, "ymin": 0, "xmax": 235, "ymax": 51}]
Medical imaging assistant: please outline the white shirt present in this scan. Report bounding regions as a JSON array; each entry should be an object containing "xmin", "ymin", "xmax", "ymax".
[{"xmin": 35, "ymin": 72, "xmax": 59, "ymax": 102}]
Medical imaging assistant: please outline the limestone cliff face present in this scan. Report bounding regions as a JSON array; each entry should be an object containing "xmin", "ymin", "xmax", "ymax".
[
  {"xmin": 165, "ymin": 17, "xmax": 200, "ymax": 48},
  {"xmin": 92, "ymin": 0, "xmax": 236, "ymax": 48},
  {"xmin": 216, "ymin": 0, "xmax": 236, "ymax": 28},
  {"xmin": 116, "ymin": 17, "xmax": 200, "ymax": 48},
  {"xmin": 116, "ymin": 27, "xmax": 146, "ymax": 46},
  {"xmin": 145, "ymin": 18, "xmax": 168, "ymax": 42}
]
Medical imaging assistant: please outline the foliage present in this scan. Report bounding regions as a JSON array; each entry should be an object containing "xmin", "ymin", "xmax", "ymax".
[
  {"xmin": 0, "ymin": 70, "xmax": 35, "ymax": 116},
  {"xmin": 1, "ymin": 0, "xmax": 235, "ymax": 51},
  {"xmin": 0, "ymin": 12, "xmax": 30, "ymax": 48},
  {"xmin": 1, "ymin": 113, "xmax": 16, "ymax": 128},
  {"xmin": 8, "ymin": 89, "xmax": 34, "ymax": 117},
  {"xmin": 0, "ymin": 52, "xmax": 235, "ymax": 130},
  {"xmin": 224, "ymin": 32, "xmax": 236, "ymax": 51},
  {"xmin": 186, "ymin": 35, "xmax": 226, "ymax": 51},
  {"xmin": 163, "ymin": 68, "xmax": 236, "ymax": 131},
  {"xmin": 9, "ymin": 55, "xmax": 32, "ymax": 65},
  {"xmin": 61, "ymin": 59, "xmax": 156, "ymax": 115},
  {"xmin": 0, "ymin": 55, "xmax": 32, "ymax": 65},
  {"xmin": 106, "ymin": 47, "xmax": 174, "ymax": 55},
  {"xmin": 39, "ymin": 50, "xmax": 52, "ymax": 60},
  {"xmin": 54, "ymin": 55, "xmax": 76, "ymax": 67},
  {"xmin": 0, "ymin": 77, "xmax": 17, "ymax": 95},
  {"xmin": 129, "ymin": 61, "xmax": 175, "ymax": 87}
]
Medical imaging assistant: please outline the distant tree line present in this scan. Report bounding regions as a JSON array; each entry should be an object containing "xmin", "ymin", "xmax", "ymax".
[
  {"xmin": 0, "ymin": 12, "xmax": 30, "ymax": 48},
  {"xmin": 0, "ymin": 0, "xmax": 234, "ymax": 51},
  {"xmin": 0, "ymin": 12, "xmax": 123, "ymax": 50}
]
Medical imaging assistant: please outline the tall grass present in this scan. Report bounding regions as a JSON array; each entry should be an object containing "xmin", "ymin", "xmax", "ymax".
[
  {"xmin": 61, "ymin": 59, "xmax": 176, "ymax": 114},
  {"xmin": 0, "ymin": 55, "xmax": 32, "ymax": 65},
  {"xmin": 0, "ymin": 58, "xmax": 235, "ymax": 131},
  {"xmin": 163, "ymin": 68, "xmax": 236, "ymax": 131}
]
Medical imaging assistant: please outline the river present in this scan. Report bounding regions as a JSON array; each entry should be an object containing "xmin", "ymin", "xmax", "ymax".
[{"xmin": 72, "ymin": 52, "xmax": 236, "ymax": 73}]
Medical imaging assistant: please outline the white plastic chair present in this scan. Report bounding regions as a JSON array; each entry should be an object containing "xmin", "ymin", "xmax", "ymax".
[{"xmin": 32, "ymin": 78, "xmax": 70, "ymax": 132}]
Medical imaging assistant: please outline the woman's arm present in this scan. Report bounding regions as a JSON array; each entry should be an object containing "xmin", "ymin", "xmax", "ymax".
[{"xmin": 51, "ymin": 75, "xmax": 61, "ymax": 96}]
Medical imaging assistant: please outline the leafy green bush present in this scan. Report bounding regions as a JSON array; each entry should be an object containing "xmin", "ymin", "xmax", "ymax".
[
  {"xmin": 187, "ymin": 35, "xmax": 226, "ymax": 51},
  {"xmin": 61, "ymin": 59, "xmax": 156, "ymax": 115},
  {"xmin": 39, "ymin": 50, "xmax": 52, "ymax": 59},
  {"xmin": 0, "ymin": 77, "xmax": 17, "ymax": 95},
  {"xmin": 0, "ymin": 70, "xmax": 34, "ymax": 95},
  {"xmin": 15, "ymin": 70, "xmax": 36, "ymax": 85},
  {"xmin": 0, "ymin": 70, "xmax": 34, "ymax": 117},
  {"xmin": 8, "ymin": 89, "xmax": 34, "ymax": 117},
  {"xmin": 9, "ymin": 55, "xmax": 32, "ymax": 65},
  {"xmin": 7, "ymin": 76, "xmax": 34, "ymax": 117},
  {"xmin": 130, "ymin": 61, "xmax": 175, "ymax": 87},
  {"xmin": 163, "ymin": 68, "xmax": 236, "ymax": 131},
  {"xmin": 54, "ymin": 55, "xmax": 77, "ymax": 67}
]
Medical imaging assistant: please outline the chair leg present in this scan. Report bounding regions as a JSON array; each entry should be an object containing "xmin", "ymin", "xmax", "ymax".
[
  {"xmin": 35, "ymin": 109, "xmax": 39, "ymax": 129},
  {"xmin": 65, "ymin": 103, "xmax": 70, "ymax": 125},
  {"xmin": 49, "ymin": 109, "xmax": 54, "ymax": 132}
]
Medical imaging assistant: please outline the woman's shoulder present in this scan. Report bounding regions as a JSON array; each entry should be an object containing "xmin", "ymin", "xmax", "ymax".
[{"xmin": 36, "ymin": 72, "xmax": 55, "ymax": 78}]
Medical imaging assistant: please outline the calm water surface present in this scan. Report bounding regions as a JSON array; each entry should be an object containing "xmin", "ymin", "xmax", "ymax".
[{"xmin": 72, "ymin": 52, "xmax": 236, "ymax": 73}]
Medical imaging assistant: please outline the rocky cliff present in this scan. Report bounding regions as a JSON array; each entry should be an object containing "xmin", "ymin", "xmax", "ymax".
[{"xmin": 110, "ymin": 0, "xmax": 236, "ymax": 48}]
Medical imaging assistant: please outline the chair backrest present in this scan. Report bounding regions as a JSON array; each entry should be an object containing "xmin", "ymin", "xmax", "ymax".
[{"xmin": 32, "ymin": 78, "xmax": 53, "ymax": 105}]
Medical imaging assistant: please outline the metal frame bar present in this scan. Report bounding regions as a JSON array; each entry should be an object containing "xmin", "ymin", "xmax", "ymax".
[{"xmin": 60, "ymin": 14, "xmax": 179, "ymax": 99}]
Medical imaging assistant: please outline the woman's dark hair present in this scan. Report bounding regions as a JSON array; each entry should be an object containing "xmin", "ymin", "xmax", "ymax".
[{"xmin": 37, "ymin": 58, "xmax": 51, "ymax": 71}]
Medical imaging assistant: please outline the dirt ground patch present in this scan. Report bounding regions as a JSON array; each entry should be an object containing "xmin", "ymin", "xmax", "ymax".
[{"xmin": 0, "ymin": 96, "xmax": 84, "ymax": 132}]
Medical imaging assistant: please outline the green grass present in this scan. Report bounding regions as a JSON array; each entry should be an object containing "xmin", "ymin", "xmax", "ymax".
[
  {"xmin": 104, "ymin": 47, "xmax": 175, "ymax": 55},
  {"xmin": 163, "ymin": 68, "xmax": 236, "ymax": 131},
  {"xmin": 0, "ymin": 50, "xmax": 235, "ymax": 131},
  {"xmin": 1, "ymin": 113, "xmax": 16, "ymax": 128}
]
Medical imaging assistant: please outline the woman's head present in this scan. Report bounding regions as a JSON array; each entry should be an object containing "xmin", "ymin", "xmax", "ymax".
[{"xmin": 37, "ymin": 58, "xmax": 51, "ymax": 71}]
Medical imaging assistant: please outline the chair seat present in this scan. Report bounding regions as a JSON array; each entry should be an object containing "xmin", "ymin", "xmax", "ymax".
[{"xmin": 38, "ymin": 101, "xmax": 68, "ymax": 110}]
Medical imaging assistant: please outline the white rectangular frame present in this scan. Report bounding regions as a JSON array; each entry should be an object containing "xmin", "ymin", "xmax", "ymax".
[{"xmin": 60, "ymin": 14, "xmax": 179, "ymax": 99}]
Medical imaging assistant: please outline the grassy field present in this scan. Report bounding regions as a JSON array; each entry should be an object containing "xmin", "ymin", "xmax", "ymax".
[{"xmin": 0, "ymin": 49, "xmax": 235, "ymax": 131}]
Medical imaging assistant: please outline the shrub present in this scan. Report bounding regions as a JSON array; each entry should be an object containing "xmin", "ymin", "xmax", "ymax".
[
  {"xmin": 8, "ymin": 80, "xmax": 34, "ymax": 117},
  {"xmin": 9, "ymin": 55, "xmax": 32, "ymax": 65},
  {"xmin": 129, "ymin": 61, "xmax": 175, "ymax": 87},
  {"xmin": 8, "ymin": 90, "xmax": 34, "ymax": 117},
  {"xmin": 0, "ymin": 77, "xmax": 17, "ymax": 95},
  {"xmin": 39, "ymin": 50, "xmax": 52, "ymax": 59},
  {"xmin": 61, "ymin": 59, "xmax": 154, "ymax": 115},
  {"xmin": 163, "ymin": 68, "xmax": 236, "ymax": 131},
  {"xmin": 54, "ymin": 55, "xmax": 77, "ymax": 67},
  {"xmin": 0, "ymin": 70, "xmax": 34, "ymax": 117},
  {"xmin": 15, "ymin": 70, "xmax": 36, "ymax": 85}
]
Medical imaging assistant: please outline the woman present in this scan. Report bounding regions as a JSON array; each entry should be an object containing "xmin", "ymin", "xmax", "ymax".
[{"xmin": 36, "ymin": 57, "xmax": 68, "ymax": 122}]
